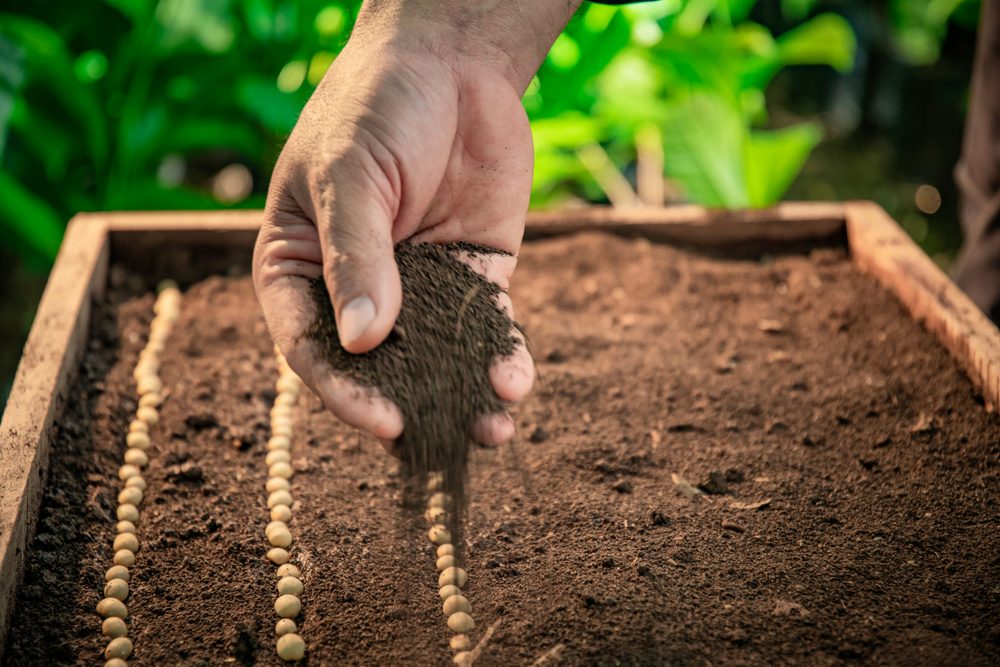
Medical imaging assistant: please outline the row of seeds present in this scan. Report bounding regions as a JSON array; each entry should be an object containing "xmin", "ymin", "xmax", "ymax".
[
  {"xmin": 426, "ymin": 474, "xmax": 475, "ymax": 664},
  {"xmin": 96, "ymin": 281, "xmax": 181, "ymax": 667},
  {"xmin": 264, "ymin": 347, "xmax": 306, "ymax": 662}
]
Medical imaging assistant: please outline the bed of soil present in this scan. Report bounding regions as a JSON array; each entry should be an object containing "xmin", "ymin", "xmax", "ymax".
[{"xmin": 5, "ymin": 232, "xmax": 1000, "ymax": 667}]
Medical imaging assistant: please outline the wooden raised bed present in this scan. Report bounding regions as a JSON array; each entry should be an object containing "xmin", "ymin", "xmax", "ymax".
[{"xmin": 1, "ymin": 201, "xmax": 998, "ymax": 664}]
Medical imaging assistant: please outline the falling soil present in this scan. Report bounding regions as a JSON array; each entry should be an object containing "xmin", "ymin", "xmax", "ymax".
[{"xmin": 5, "ymin": 232, "xmax": 1000, "ymax": 667}]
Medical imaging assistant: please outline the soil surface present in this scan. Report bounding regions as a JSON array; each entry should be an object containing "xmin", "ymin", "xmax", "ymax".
[{"xmin": 5, "ymin": 232, "xmax": 1000, "ymax": 667}]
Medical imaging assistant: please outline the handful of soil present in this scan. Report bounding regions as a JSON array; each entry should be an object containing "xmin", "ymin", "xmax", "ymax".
[{"xmin": 306, "ymin": 242, "xmax": 518, "ymax": 555}]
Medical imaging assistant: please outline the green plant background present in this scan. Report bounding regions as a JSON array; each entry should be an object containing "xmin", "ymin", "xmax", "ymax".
[{"xmin": 0, "ymin": 0, "xmax": 983, "ymax": 408}]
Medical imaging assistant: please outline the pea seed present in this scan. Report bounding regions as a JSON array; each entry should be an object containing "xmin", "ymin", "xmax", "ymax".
[
  {"xmin": 118, "ymin": 488, "xmax": 142, "ymax": 506},
  {"xmin": 276, "ymin": 618, "xmax": 297, "ymax": 636},
  {"xmin": 277, "ymin": 576, "xmax": 303, "ymax": 596},
  {"xmin": 266, "ymin": 450, "xmax": 291, "ymax": 466},
  {"xmin": 439, "ymin": 567, "xmax": 467, "ymax": 588},
  {"xmin": 272, "ymin": 424, "xmax": 293, "ymax": 439},
  {"xmin": 138, "ymin": 393, "xmax": 161, "ymax": 408},
  {"xmin": 266, "ymin": 477, "xmax": 291, "ymax": 492},
  {"xmin": 276, "ymin": 375, "xmax": 301, "ymax": 394},
  {"xmin": 125, "ymin": 476, "xmax": 146, "ymax": 491},
  {"xmin": 137, "ymin": 375, "xmax": 163, "ymax": 395},
  {"xmin": 105, "ymin": 636, "xmax": 133, "ymax": 660},
  {"xmin": 96, "ymin": 598, "xmax": 127, "ymax": 619},
  {"xmin": 269, "ymin": 527, "xmax": 292, "ymax": 548},
  {"xmin": 437, "ymin": 544, "xmax": 455, "ymax": 558},
  {"xmin": 450, "ymin": 634, "xmax": 471, "ymax": 651},
  {"xmin": 276, "ymin": 633, "xmax": 305, "ymax": 661},
  {"xmin": 427, "ymin": 472, "xmax": 444, "ymax": 492},
  {"xmin": 428, "ymin": 526, "xmax": 451, "ymax": 545},
  {"xmin": 126, "ymin": 432, "xmax": 150, "ymax": 450},
  {"xmin": 268, "ymin": 548, "xmax": 289, "ymax": 564},
  {"xmin": 104, "ymin": 579, "xmax": 129, "ymax": 601},
  {"xmin": 102, "ymin": 616, "xmax": 127, "ymax": 638},
  {"xmin": 437, "ymin": 555, "xmax": 456, "ymax": 571},
  {"xmin": 118, "ymin": 465, "xmax": 140, "ymax": 481},
  {"xmin": 425, "ymin": 508, "xmax": 448, "ymax": 525},
  {"xmin": 117, "ymin": 504, "xmax": 139, "ymax": 523},
  {"xmin": 439, "ymin": 585, "xmax": 461, "ymax": 600},
  {"xmin": 453, "ymin": 652, "xmax": 470, "ymax": 664},
  {"xmin": 277, "ymin": 564, "xmax": 301, "ymax": 578},
  {"xmin": 147, "ymin": 340, "xmax": 165, "ymax": 354},
  {"xmin": 136, "ymin": 406, "xmax": 159, "ymax": 425},
  {"xmin": 443, "ymin": 595, "xmax": 471, "ymax": 616},
  {"xmin": 113, "ymin": 550, "xmax": 135, "ymax": 567},
  {"xmin": 105, "ymin": 566, "xmax": 130, "ymax": 582},
  {"xmin": 128, "ymin": 420, "xmax": 148, "ymax": 433},
  {"xmin": 447, "ymin": 612, "xmax": 474, "ymax": 633},
  {"xmin": 271, "ymin": 505, "xmax": 292, "ymax": 522},
  {"xmin": 272, "ymin": 417, "xmax": 293, "ymax": 432},
  {"xmin": 113, "ymin": 533, "xmax": 139, "ymax": 554},
  {"xmin": 274, "ymin": 594, "xmax": 301, "ymax": 618},
  {"xmin": 269, "ymin": 462, "xmax": 293, "ymax": 479},
  {"xmin": 268, "ymin": 436, "xmax": 292, "ymax": 451},
  {"xmin": 266, "ymin": 521, "xmax": 287, "ymax": 535},
  {"xmin": 275, "ymin": 392, "xmax": 297, "ymax": 407},
  {"xmin": 271, "ymin": 406, "xmax": 293, "ymax": 420},
  {"xmin": 428, "ymin": 493, "xmax": 450, "ymax": 509},
  {"xmin": 124, "ymin": 448, "xmax": 148, "ymax": 467},
  {"xmin": 268, "ymin": 490, "xmax": 293, "ymax": 508}
]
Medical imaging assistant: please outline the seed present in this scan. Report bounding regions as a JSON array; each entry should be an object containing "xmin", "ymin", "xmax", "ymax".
[
  {"xmin": 272, "ymin": 417, "xmax": 293, "ymax": 432},
  {"xmin": 128, "ymin": 420, "xmax": 148, "ymax": 433},
  {"xmin": 117, "ymin": 504, "xmax": 139, "ymax": 523},
  {"xmin": 105, "ymin": 566, "xmax": 130, "ymax": 582},
  {"xmin": 453, "ymin": 652, "xmax": 470, "ymax": 664},
  {"xmin": 277, "ymin": 576, "xmax": 303, "ymax": 596},
  {"xmin": 116, "ymin": 521, "xmax": 135, "ymax": 534},
  {"xmin": 268, "ymin": 436, "xmax": 291, "ymax": 451},
  {"xmin": 266, "ymin": 450, "xmax": 291, "ymax": 466},
  {"xmin": 104, "ymin": 579, "xmax": 129, "ymax": 601},
  {"xmin": 147, "ymin": 340, "xmax": 165, "ymax": 354},
  {"xmin": 266, "ymin": 477, "xmax": 290, "ymax": 492},
  {"xmin": 275, "ymin": 618, "xmax": 297, "ymax": 636},
  {"xmin": 272, "ymin": 424, "xmax": 293, "ymax": 439},
  {"xmin": 136, "ymin": 375, "xmax": 163, "ymax": 395},
  {"xmin": 276, "ymin": 375, "xmax": 301, "ymax": 394},
  {"xmin": 96, "ymin": 598, "xmax": 127, "ymax": 619},
  {"xmin": 447, "ymin": 612, "xmax": 474, "ymax": 633},
  {"xmin": 439, "ymin": 567, "xmax": 468, "ymax": 588},
  {"xmin": 275, "ymin": 392, "xmax": 297, "ymax": 407},
  {"xmin": 271, "ymin": 505, "xmax": 292, "ymax": 522},
  {"xmin": 113, "ymin": 550, "xmax": 135, "ymax": 567},
  {"xmin": 102, "ymin": 616, "xmax": 127, "ymax": 638},
  {"xmin": 124, "ymin": 448, "xmax": 148, "ymax": 467},
  {"xmin": 138, "ymin": 393, "xmax": 161, "ymax": 408},
  {"xmin": 269, "ymin": 462, "xmax": 293, "ymax": 479},
  {"xmin": 118, "ymin": 465, "xmax": 140, "ymax": 481},
  {"xmin": 125, "ymin": 476, "xmax": 146, "ymax": 491},
  {"xmin": 443, "ymin": 595, "xmax": 471, "ymax": 616},
  {"xmin": 427, "ymin": 472, "xmax": 444, "ymax": 492},
  {"xmin": 275, "ymin": 594, "xmax": 301, "ymax": 618},
  {"xmin": 269, "ymin": 527, "xmax": 292, "ymax": 548},
  {"xmin": 105, "ymin": 636, "xmax": 133, "ymax": 660},
  {"xmin": 450, "ymin": 634, "xmax": 471, "ymax": 651},
  {"xmin": 439, "ymin": 585, "xmax": 461, "ymax": 600},
  {"xmin": 428, "ymin": 493, "xmax": 450, "ymax": 509},
  {"xmin": 105, "ymin": 659, "xmax": 128, "ymax": 667},
  {"xmin": 118, "ymin": 488, "xmax": 143, "ymax": 506},
  {"xmin": 268, "ymin": 548, "xmax": 289, "ymax": 564},
  {"xmin": 425, "ymin": 508, "xmax": 448, "ymax": 525},
  {"xmin": 276, "ymin": 633, "xmax": 305, "ymax": 661},
  {"xmin": 271, "ymin": 405, "xmax": 293, "ymax": 420},
  {"xmin": 277, "ymin": 564, "xmax": 301, "ymax": 578},
  {"xmin": 428, "ymin": 526, "xmax": 451, "ymax": 545},
  {"xmin": 268, "ymin": 490, "xmax": 293, "ymax": 508},
  {"xmin": 437, "ymin": 544, "xmax": 455, "ymax": 558},
  {"xmin": 437, "ymin": 555, "xmax": 456, "ymax": 571},
  {"xmin": 136, "ymin": 406, "xmax": 159, "ymax": 425},
  {"xmin": 266, "ymin": 521, "xmax": 287, "ymax": 535},
  {"xmin": 113, "ymin": 533, "xmax": 139, "ymax": 554},
  {"xmin": 126, "ymin": 432, "xmax": 150, "ymax": 450}
]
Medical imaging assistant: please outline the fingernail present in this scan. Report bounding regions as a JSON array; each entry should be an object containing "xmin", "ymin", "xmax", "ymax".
[{"xmin": 339, "ymin": 295, "xmax": 376, "ymax": 349}]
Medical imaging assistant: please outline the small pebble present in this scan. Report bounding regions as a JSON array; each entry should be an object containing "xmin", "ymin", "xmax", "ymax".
[
  {"xmin": 268, "ymin": 548, "xmax": 290, "ymax": 564},
  {"xmin": 123, "ymin": 448, "xmax": 148, "ymax": 467},
  {"xmin": 276, "ymin": 375, "xmax": 301, "ymax": 394},
  {"xmin": 437, "ymin": 555, "xmax": 456, "ymax": 571},
  {"xmin": 102, "ymin": 617, "xmax": 127, "ymax": 638},
  {"xmin": 138, "ymin": 393, "xmax": 161, "ymax": 408},
  {"xmin": 428, "ymin": 493, "xmax": 450, "ymax": 509},
  {"xmin": 113, "ymin": 533, "xmax": 139, "ymax": 554},
  {"xmin": 269, "ymin": 462, "xmax": 293, "ymax": 479},
  {"xmin": 439, "ymin": 585, "xmax": 461, "ymax": 600},
  {"xmin": 136, "ymin": 406, "xmax": 159, "ymax": 425},
  {"xmin": 266, "ymin": 477, "xmax": 291, "ymax": 492},
  {"xmin": 450, "ymin": 634, "xmax": 471, "ymax": 651},
  {"xmin": 113, "ymin": 550, "xmax": 136, "ymax": 567},
  {"xmin": 266, "ymin": 450, "xmax": 292, "ymax": 466},
  {"xmin": 275, "ymin": 594, "xmax": 301, "ymax": 618},
  {"xmin": 277, "ymin": 576, "xmax": 304, "ymax": 596},
  {"xmin": 105, "ymin": 659, "xmax": 128, "ymax": 667},
  {"xmin": 453, "ymin": 652, "xmax": 470, "ymax": 665},
  {"xmin": 447, "ymin": 612, "xmax": 474, "ymax": 633},
  {"xmin": 437, "ymin": 544, "xmax": 455, "ymax": 558},
  {"xmin": 105, "ymin": 636, "xmax": 133, "ymax": 660},
  {"xmin": 116, "ymin": 521, "xmax": 136, "ymax": 534},
  {"xmin": 104, "ymin": 579, "xmax": 129, "ymax": 601},
  {"xmin": 439, "ymin": 567, "xmax": 468, "ymax": 588},
  {"xmin": 271, "ymin": 505, "xmax": 292, "ymax": 522},
  {"xmin": 268, "ymin": 436, "xmax": 291, "ymax": 451},
  {"xmin": 105, "ymin": 566, "xmax": 130, "ymax": 582},
  {"xmin": 126, "ymin": 432, "xmax": 150, "ymax": 450},
  {"xmin": 96, "ymin": 598, "xmax": 127, "ymax": 619},
  {"xmin": 268, "ymin": 490, "xmax": 293, "ymax": 508},
  {"xmin": 118, "ymin": 465, "xmax": 140, "ymax": 481},
  {"xmin": 275, "ymin": 618, "xmax": 297, "ymax": 636},
  {"xmin": 118, "ymin": 488, "xmax": 143, "ymax": 506},
  {"xmin": 124, "ymin": 476, "xmax": 146, "ymax": 491},
  {"xmin": 277, "ymin": 564, "xmax": 301, "ymax": 578},
  {"xmin": 128, "ymin": 420, "xmax": 149, "ymax": 433},
  {"xmin": 429, "ymin": 526, "xmax": 451, "ymax": 545},
  {"xmin": 276, "ymin": 633, "xmax": 305, "ymax": 661},
  {"xmin": 269, "ymin": 527, "xmax": 292, "ymax": 548},
  {"xmin": 275, "ymin": 392, "xmax": 297, "ymax": 407},
  {"xmin": 443, "ymin": 595, "xmax": 471, "ymax": 617},
  {"xmin": 117, "ymin": 504, "xmax": 139, "ymax": 523}
]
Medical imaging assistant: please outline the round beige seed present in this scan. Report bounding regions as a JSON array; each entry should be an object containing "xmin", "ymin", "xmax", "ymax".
[
  {"xmin": 128, "ymin": 420, "xmax": 149, "ymax": 433},
  {"xmin": 124, "ymin": 448, "xmax": 148, "ymax": 467},
  {"xmin": 276, "ymin": 375, "xmax": 301, "ymax": 394},
  {"xmin": 277, "ymin": 564, "xmax": 301, "ymax": 578},
  {"xmin": 105, "ymin": 566, "xmax": 130, "ymax": 582},
  {"xmin": 147, "ymin": 340, "xmax": 164, "ymax": 354},
  {"xmin": 138, "ymin": 392, "xmax": 161, "ymax": 408},
  {"xmin": 276, "ymin": 633, "xmax": 305, "ymax": 661},
  {"xmin": 275, "ymin": 392, "xmax": 297, "ymax": 407},
  {"xmin": 266, "ymin": 521, "xmax": 287, "ymax": 536},
  {"xmin": 268, "ymin": 436, "xmax": 291, "ymax": 451},
  {"xmin": 270, "ymin": 405, "xmax": 293, "ymax": 420},
  {"xmin": 105, "ymin": 636, "xmax": 133, "ymax": 660},
  {"xmin": 118, "ymin": 487, "xmax": 142, "ymax": 506},
  {"xmin": 266, "ymin": 450, "xmax": 291, "ymax": 466},
  {"xmin": 125, "ymin": 476, "xmax": 146, "ymax": 491},
  {"xmin": 96, "ymin": 598, "xmax": 127, "ymax": 619},
  {"xmin": 275, "ymin": 594, "xmax": 301, "ymax": 618},
  {"xmin": 426, "ymin": 507, "xmax": 448, "ymax": 525},
  {"xmin": 439, "ymin": 585, "xmax": 461, "ymax": 600},
  {"xmin": 453, "ymin": 652, "xmax": 470, "ymax": 665},
  {"xmin": 275, "ymin": 618, "xmax": 297, "ymax": 636},
  {"xmin": 117, "ymin": 504, "xmax": 139, "ymax": 523},
  {"xmin": 113, "ymin": 550, "xmax": 135, "ymax": 567},
  {"xmin": 439, "ymin": 567, "xmax": 468, "ymax": 588},
  {"xmin": 450, "ymin": 634, "xmax": 471, "ymax": 651},
  {"xmin": 117, "ymin": 521, "xmax": 136, "ymax": 534},
  {"xmin": 437, "ymin": 555, "xmax": 456, "ymax": 571},
  {"xmin": 269, "ymin": 527, "xmax": 292, "ymax": 548},
  {"xmin": 268, "ymin": 490, "xmax": 293, "ymax": 508},
  {"xmin": 427, "ymin": 472, "xmax": 444, "ymax": 492},
  {"xmin": 272, "ymin": 424, "xmax": 293, "ymax": 439},
  {"xmin": 277, "ymin": 576, "xmax": 303, "ymax": 596},
  {"xmin": 447, "ymin": 612, "xmax": 474, "ymax": 633},
  {"xmin": 268, "ymin": 548, "xmax": 289, "ymax": 564},
  {"xmin": 428, "ymin": 493, "xmax": 450, "ymax": 509},
  {"xmin": 126, "ymin": 432, "xmax": 150, "ymax": 450},
  {"xmin": 271, "ymin": 505, "xmax": 292, "ymax": 522},
  {"xmin": 269, "ymin": 462, "xmax": 293, "ymax": 479},
  {"xmin": 136, "ymin": 406, "xmax": 158, "ymax": 425},
  {"xmin": 266, "ymin": 477, "xmax": 290, "ymax": 492},
  {"xmin": 137, "ymin": 375, "xmax": 163, "ymax": 395},
  {"xmin": 271, "ymin": 416, "xmax": 293, "ymax": 432},
  {"xmin": 443, "ymin": 594, "xmax": 471, "ymax": 617},
  {"xmin": 113, "ymin": 533, "xmax": 139, "ymax": 554},
  {"xmin": 437, "ymin": 544, "xmax": 455, "ymax": 558},
  {"xmin": 102, "ymin": 616, "xmax": 127, "ymax": 638},
  {"xmin": 104, "ymin": 579, "xmax": 129, "ymax": 601},
  {"xmin": 105, "ymin": 659, "xmax": 128, "ymax": 667},
  {"xmin": 429, "ymin": 526, "xmax": 451, "ymax": 545},
  {"xmin": 118, "ymin": 465, "xmax": 140, "ymax": 481}
]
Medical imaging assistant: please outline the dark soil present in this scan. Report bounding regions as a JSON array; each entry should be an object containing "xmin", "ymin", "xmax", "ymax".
[{"xmin": 5, "ymin": 232, "xmax": 1000, "ymax": 667}]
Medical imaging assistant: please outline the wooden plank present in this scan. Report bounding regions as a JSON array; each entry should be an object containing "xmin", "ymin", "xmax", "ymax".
[
  {"xmin": 0, "ymin": 215, "xmax": 111, "ymax": 661},
  {"xmin": 846, "ymin": 200, "xmax": 1000, "ymax": 412}
]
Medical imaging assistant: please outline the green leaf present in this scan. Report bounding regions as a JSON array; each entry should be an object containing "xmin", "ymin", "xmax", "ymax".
[
  {"xmin": 0, "ymin": 170, "xmax": 64, "ymax": 263},
  {"xmin": 9, "ymin": 97, "xmax": 76, "ymax": 181},
  {"xmin": 780, "ymin": 0, "xmax": 821, "ymax": 22},
  {"xmin": 777, "ymin": 13, "xmax": 857, "ymax": 72},
  {"xmin": 531, "ymin": 113, "xmax": 605, "ymax": 151},
  {"xmin": 101, "ymin": 0, "xmax": 154, "ymax": 24},
  {"xmin": 0, "ymin": 31, "xmax": 24, "ymax": 160},
  {"xmin": 744, "ymin": 121, "xmax": 822, "ymax": 207}
]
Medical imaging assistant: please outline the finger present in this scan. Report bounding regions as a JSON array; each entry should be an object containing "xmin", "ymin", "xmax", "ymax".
[
  {"xmin": 489, "ymin": 323, "xmax": 534, "ymax": 402},
  {"xmin": 470, "ymin": 411, "xmax": 516, "ymax": 447}
]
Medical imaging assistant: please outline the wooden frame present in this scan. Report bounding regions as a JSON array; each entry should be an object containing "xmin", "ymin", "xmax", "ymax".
[{"xmin": 0, "ymin": 201, "xmax": 997, "ymax": 659}]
